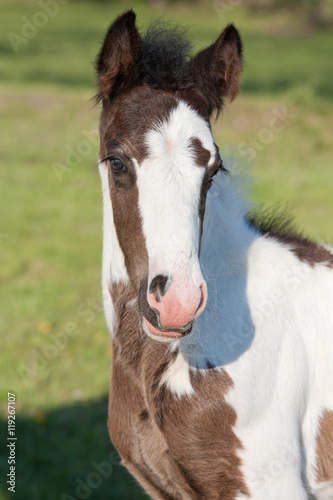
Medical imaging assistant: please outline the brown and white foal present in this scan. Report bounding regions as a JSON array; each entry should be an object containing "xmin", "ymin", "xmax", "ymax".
[{"xmin": 96, "ymin": 11, "xmax": 333, "ymax": 500}]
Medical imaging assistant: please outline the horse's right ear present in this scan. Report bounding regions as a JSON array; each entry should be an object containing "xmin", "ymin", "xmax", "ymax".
[{"xmin": 96, "ymin": 10, "xmax": 141, "ymax": 102}]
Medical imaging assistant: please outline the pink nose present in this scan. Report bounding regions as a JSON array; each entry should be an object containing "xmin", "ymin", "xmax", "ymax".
[{"xmin": 148, "ymin": 277, "xmax": 207, "ymax": 329}]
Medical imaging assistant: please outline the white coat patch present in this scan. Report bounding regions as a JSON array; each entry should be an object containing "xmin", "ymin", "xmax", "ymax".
[{"xmin": 98, "ymin": 161, "xmax": 129, "ymax": 336}]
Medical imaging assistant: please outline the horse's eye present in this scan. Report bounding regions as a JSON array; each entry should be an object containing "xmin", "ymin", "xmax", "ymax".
[
  {"xmin": 209, "ymin": 167, "xmax": 220, "ymax": 181},
  {"xmin": 109, "ymin": 158, "xmax": 125, "ymax": 173},
  {"xmin": 210, "ymin": 157, "xmax": 223, "ymax": 180}
]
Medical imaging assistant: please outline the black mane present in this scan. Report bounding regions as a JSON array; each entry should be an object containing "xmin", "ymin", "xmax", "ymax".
[
  {"xmin": 94, "ymin": 19, "xmax": 193, "ymax": 104},
  {"xmin": 247, "ymin": 205, "xmax": 333, "ymax": 266},
  {"xmin": 137, "ymin": 20, "xmax": 192, "ymax": 89},
  {"xmin": 246, "ymin": 205, "xmax": 304, "ymax": 240}
]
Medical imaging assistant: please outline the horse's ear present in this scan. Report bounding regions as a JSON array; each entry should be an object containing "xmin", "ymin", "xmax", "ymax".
[
  {"xmin": 187, "ymin": 24, "xmax": 242, "ymax": 115},
  {"xmin": 96, "ymin": 10, "xmax": 141, "ymax": 102}
]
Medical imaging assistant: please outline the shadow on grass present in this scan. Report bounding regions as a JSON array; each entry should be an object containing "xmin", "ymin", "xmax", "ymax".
[{"xmin": 0, "ymin": 396, "xmax": 148, "ymax": 500}]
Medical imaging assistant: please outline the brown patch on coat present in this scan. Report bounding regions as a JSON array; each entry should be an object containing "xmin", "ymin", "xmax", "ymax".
[
  {"xmin": 143, "ymin": 357, "xmax": 250, "ymax": 499},
  {"xmin": 107, "ymin": 164, "xmax": 148, "ymax": 287},
  {"xmin": 108, "ymin": 281, "xmax": 249, "ymax": 498},
  {"xmin": 189, "ymin": 137, "xmax": 211, "ymax": 167},
  {"xmin": 100, "ymin": 86, "xmax": 179, "ymax": 163},
  {"xmin": 316, "ymin": 409, "xmax": 333, "ymax": 483},
  {"xmin": 194, "ymin": 140, "xmax": 221, "ymax": 255},
  {"xmin": 270, "ymin": 233, "xmax": 333, "ymax": 269},
  {"xmin": 247, "ymin": 208, "xmax": 333, "ymax": 269},
  {"xmin": 179, "ymin": 88, "xmax": 211, "ymax": 122},
  {"xmin": 198, "ymin": 170, "xmax": 212, "ymax": 256},
  {"xmin": 108, "ymin": 283, "xmax": 199, "ymax": 498},
  {"xmin": 290, "ymin": 239, "xmax": 333, "ymax": 268},
  {"xmin": 188, "ymin": 137, "xmax": 223, "ymax": 255}
]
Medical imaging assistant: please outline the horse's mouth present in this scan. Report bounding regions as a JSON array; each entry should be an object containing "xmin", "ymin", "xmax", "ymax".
[{"xmin": 142, "ymin": 316, "xmax": 193, "ymax": 342}]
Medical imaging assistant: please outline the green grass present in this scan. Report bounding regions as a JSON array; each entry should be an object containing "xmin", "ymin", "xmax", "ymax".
[{"xmin": 0, "ymin": 1, "xmax": 332, "ymax": 498}]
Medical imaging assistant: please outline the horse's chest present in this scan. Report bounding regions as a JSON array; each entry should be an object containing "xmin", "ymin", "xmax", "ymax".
[
  {"xmin": 108, "ymin": 367, "xmax": 195, "ymax": 498},
  {"xmin": 108, "ymin": 359, "xmax": 249, "ymax": 499}
]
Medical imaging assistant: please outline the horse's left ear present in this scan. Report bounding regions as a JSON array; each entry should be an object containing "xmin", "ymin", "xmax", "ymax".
[{"xmin": 187, "ymin": 24, "xmax": 243, "ymax": 114}]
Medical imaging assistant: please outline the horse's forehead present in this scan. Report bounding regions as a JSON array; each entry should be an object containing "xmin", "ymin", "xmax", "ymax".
[
  {"xmin": 101, "ymin": 89, "xmax": 215, "ymax": 164},
  {"xmin": 144, "ymin": 100, "xmax": 216, "ymax": 166}
]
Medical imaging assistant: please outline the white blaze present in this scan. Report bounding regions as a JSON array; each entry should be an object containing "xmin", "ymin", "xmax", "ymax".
[{"xmin": 135, "ymin": 101, "xmax": 216, "ymax": 296}]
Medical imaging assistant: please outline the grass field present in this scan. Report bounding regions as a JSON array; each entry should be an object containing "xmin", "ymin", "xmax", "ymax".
[{"xmin": 0, "ymin": 1, "xmax": 332, "ymax": 499}]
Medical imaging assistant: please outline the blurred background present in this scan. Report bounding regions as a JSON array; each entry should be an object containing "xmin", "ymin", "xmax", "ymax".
[{"xmin": 0, "ymin": 0, "xmax": 332, "ymax": 498}]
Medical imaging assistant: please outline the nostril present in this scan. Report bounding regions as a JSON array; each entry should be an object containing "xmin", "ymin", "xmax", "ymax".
[
  {"xmin": 194, "ymin": 284, "xmax": 207, "ymax": 318},
  {"xmin": 149, "ymin": 274, "xmax": 171, "ymax": 302}
]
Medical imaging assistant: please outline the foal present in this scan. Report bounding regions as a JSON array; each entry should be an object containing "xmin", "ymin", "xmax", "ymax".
[{"xmin": 96, "ymin": 11, "xmax": 333, "ymax": 500}]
